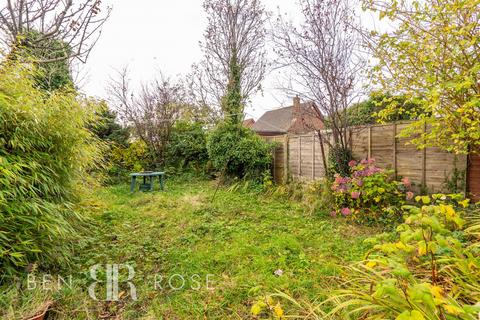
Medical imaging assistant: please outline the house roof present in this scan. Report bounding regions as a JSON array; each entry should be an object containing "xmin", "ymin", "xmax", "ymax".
[
  {"xmin": 251, "ymin": 106, "xmax": 295, "ymax": 133},
  {"xmin": 251, "ymin": 102, "xmax": 322, "ymax": 134},
  {"xmin": 242, "ymin": 118, "xmax": 255, "ymax": 128}
]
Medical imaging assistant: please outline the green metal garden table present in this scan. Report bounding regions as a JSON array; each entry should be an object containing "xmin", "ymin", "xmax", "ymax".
[{"xmin": 130, "ymin": 171, "xmax": 165, "ymax": 192}]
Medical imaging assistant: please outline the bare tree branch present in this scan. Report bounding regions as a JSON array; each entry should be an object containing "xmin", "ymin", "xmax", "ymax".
[
  {"xmin": 107, "ymin": 67, "xmax": 189, "ymax": 168},
  {"xmin": 0, "ymin": 0, "xmax": 111, "ymax": 64},
  {"xmin": 194, "ymin": 0, "xmax": 268, "ymax": 114},
  {"xmin": 273, "ymin": 0, "xmax": 365, "ymax": 152}
]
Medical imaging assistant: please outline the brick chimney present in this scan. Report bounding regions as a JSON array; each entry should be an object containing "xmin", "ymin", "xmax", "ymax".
[{"xmin": 293, "ymin": 95, "xmax": 301, "ymax": 119}]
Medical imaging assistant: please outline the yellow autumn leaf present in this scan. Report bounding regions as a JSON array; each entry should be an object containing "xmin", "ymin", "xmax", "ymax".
[
  {"xmin": 251, "ymin": 303, "xmax": 263, "ymax": 316},
  {"xmin": 443, "ymin": 304, "xmax": 464, "ymax": 315},
  {"xmin": 418, "ymin": 241, "xmax": 427, "ymax": 256},
  {"xmin": 273, "ymin": 304, "xmax": 284, "ymax": 318},
  {"xmin": 366, "ymin": 261, "xmax": 377, "ymax": 268},
  {"xmin": 458, "ymin": 199, "xmax": 470, "ymax": 208},
  {"xmin": 444, "ymin": 205, "xmax": 456, "ymax": 218},
  {"xmin": 431, "ymin": 286, "xmax": 443, "ymax": 299},
  {"xmin": 396, "ymin": 310, "xmax": 425, "ymax": 320},
  {"xmin": 421, "ymin": 196, "xmax": 431, "ymax": 204},
  {"xmin": 395, "ymin": 241, "xmax": 407, "ymax": 250}
]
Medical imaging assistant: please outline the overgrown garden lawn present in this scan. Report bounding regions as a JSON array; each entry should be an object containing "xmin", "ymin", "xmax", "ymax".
[{"xmin": 3, "ymin": 178, "xmax": 375, "ymax": 319}]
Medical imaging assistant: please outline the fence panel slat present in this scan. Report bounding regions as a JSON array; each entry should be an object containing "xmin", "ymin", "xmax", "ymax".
[{"xmin": 264, "ymin": 121, "xmax": 468, "ymax": 194}]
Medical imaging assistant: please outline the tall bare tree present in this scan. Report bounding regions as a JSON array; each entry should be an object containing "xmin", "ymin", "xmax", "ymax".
[
  {"xmin": 108, "ymin": 68, "xmax": 186, "ymax": 168},
  {"xmin": 0, "ymin": 0, "xmax": 111, "ymax": 63},
  {"xmin": 273, "ymin": 0, "xmax": 364, "ymax": 175},
  {"xmin": 185, "ymin": 64, "xmax": 223, "ymax": 125},
  {"xmin": 195, "ymin": 0, "xmax": 268, "ymax": 122}
]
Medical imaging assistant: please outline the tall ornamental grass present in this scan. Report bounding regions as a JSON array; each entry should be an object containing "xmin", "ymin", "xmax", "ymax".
[{"xmin": 0, "ymin": 62, "xmax": 103, "ymax": 276}]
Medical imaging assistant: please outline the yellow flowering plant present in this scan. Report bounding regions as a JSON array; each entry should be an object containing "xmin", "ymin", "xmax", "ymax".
[{"xmin": 327, "ymin": 194, "xmax": 480, "ymax": 319}]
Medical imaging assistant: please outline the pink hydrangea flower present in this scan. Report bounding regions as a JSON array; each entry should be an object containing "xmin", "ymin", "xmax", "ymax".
[
  {"xmin": 330, "ymin": 211, "xmax": 337, "ymax": 217},
  {"xmin": 353, "ymin": 170, "xmax": 364, "ymax": 178},
  {"xmin": 406, "ymin": 191, "xmax": 414, "ymax": 200},
  {"xmin": 355, "ymin": 179, "xmax": 364, "ymax": 187},
  {"xmin": 341, "ymin": 207, "xmax": 352, "ymax": 216},
  {"xmin": 337, "ymin": 176, "xmax": 350, "ymax": 184},
  {"xmin": 368, "ymin": 158, "xmax": 376, "ymax": 164},
  {"xmin": 402, "ymin": 177, "xmax": 411, "ymax": 188},
  {"xmin": 355, "ymin": 166, "xmax": 382, "ymax": 177},
  {"xmin": 348, "ymin": 160, "xmax": 357, "ymax": 167},
  {"xmin": 351, "ymin": 191, "xmax": 360, "ymax": 199}
]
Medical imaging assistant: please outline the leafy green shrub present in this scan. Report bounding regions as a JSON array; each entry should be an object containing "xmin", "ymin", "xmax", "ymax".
[
  {"xmin": 88, "ymin": 104, "xmax": 129, "ymax": 147},
  {"xmin": 12, "ymin": 30, "xmax": 73, "ymax": 91},
  {"xmin": 328, "ymin": 194, "xmax": 479, "ymax": 320},
  {"xmin": 347, "ymin": 92, "xmax": 424, "ymax": 126},
  {"xmin": 207, "ymin": 122, "xmax": 274, "ymax": 181},
  {"xmin": 109, "ymin": 140, "xmax": 148, "ymax": 178},
  {"xmin": 443, "ymin": 165, "xmax": 466, "ymax": 194},
  {"xmin": 331, "ymin": 159, "xmax": 412, "ymax": 226},
  {"xmin": 328, "ymin": 145, "xmax": 353, "ymax": 178},
  {"xmin": 0, "ymin": 62, "xmax": 103, "ymax": 276},
  {"xmin": 88, "ymin": 104, "xmax": 132, "ymax": 183},
  {"xmin": 166, "ymin": 121, "xmax": 209, "ymax": 173}
]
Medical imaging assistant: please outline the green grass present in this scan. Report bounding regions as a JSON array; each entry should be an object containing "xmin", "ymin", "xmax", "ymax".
[{"xmin": 1, "ymin": 178, "xmax": 376, "ymax": 319}]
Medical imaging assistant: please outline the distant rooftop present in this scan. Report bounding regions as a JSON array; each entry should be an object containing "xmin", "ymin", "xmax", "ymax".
[
  {"xmin": 251, "ymin": 101, "xmax": 323, "ymax": 135},
  {"xmin": 242, "ymin": 118, "xmax": 255, "ymax": 128}
]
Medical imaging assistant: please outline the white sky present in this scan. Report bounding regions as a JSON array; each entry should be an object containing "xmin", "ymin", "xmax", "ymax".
[
  {"xmin": 81, "ymin": 0, "xmax": 376, "ymax": 120},
  {"xmin": 80, "ymin": 0, "xmax": 305, "ymax": 120}
]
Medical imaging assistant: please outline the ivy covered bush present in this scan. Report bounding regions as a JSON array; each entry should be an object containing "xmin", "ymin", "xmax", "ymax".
[
  {"xmin": 331, "ymin": 158, "xmax": 412, "ymax": 226},
  {"xmin": 327, "ymin": 145, "xmax": 353, "ymax": 178},
  {"xmin": 0, "ymin": 62, "xmax": 103, "ymax": 275},
  {"xmin": 207, "ymin": 122, "xmax": 274, "ymax": 181}
]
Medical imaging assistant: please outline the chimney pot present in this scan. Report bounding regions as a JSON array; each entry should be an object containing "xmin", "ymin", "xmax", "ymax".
[{"xmin": 293, "ymin": 95, "xmax": 301, "ymax": 118}]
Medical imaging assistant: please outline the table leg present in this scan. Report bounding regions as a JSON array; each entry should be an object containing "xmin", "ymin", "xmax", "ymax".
[
  {"xmin": 130, "ymin": 176, "xmax": 136, "ymax": 192},
  {"xmin": 159, "ymin": 174, "xmax": 164, "ymax": 191},
  {"xmin": 149, "ymin": 176, "xmax": 154, "ymax": 191}
]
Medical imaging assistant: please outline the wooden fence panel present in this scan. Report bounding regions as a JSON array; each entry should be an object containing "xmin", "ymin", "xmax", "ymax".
[
  {"xmin": 262, "ymin": 135, "xmax": 287, "ymax": 184},
  {"xmin": 263, "ymin": 121, "xmax": 468, "ymax": 194},
  {"xmin": 351, "ymin": 127, "xmax": 370, "ymax": 160},
  {"xmin": 288, "ymin": 136, "xmax": 300, "ymax": 178},
  {"xmin": 396, "ymin": 122, "xmax": 423, "ymax": 187},
  {"xmin": 313, "ymin": 134, "xmax": 326, "ymax": 179},
  {"xmin": 426, "ymin": 148, "xmax": 467, "ymax": 193},
  {"xmin": 300, "ymin": 135, "xmax": 314, "ymax": 181},
  {"xmin": 370, "ymin": 124, "xmax": 395, "ymax": 170}
]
